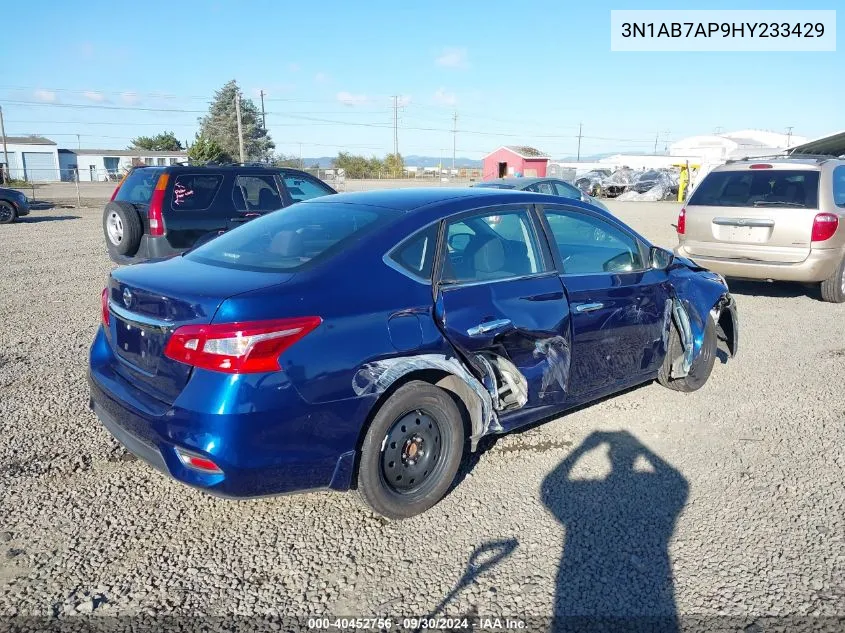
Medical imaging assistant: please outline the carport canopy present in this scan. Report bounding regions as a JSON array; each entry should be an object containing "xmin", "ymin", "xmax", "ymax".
[{"xmin": 786, "ymin": 130, "xmax": 845, "ymax": 157}]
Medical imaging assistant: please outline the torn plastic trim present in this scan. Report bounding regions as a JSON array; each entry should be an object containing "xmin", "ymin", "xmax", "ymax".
[
  {"xmin": 670, "ymin": 298, "xmax": 695, "ymax": 378},
  {"xmin": 351, "ymin": 353, "xmax": 501, "ymax": 451}
]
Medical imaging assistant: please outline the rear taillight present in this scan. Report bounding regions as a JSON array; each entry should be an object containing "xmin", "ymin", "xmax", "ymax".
[
  {"xmin": 148, "ymin": 173, "xmax": 170, "ymax": 237},
  {"xmin": 677, "ymin": 207, "xmax": 686, "ymax": 235},
  {"xmin": 811, "ymin": 213, "xmax": 839, "ymax": 242},
  {"xmin": 101, "ymin": 288, "xmax": 110, "ymax": 326},
  {"xmin": 164, "ymin": 316, "xmax": 322, "ymax": 374}
]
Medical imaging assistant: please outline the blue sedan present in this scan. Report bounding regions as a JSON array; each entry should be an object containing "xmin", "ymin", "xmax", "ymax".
[{"xmin": 89, "ymin": 188, "xmax": 738, "ymax": 518}]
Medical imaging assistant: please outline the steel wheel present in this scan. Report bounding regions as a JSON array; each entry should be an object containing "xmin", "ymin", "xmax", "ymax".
[
  {"xmin": 380, "ymin": 409, "xmax": 443, "ymax": 495},
  {"xmin": 106, "ymin": 211, "xmax": 123, "ymax": 245},
  {"xmin": 0, "ymin": 201, "xmax": 15, "ymax": 224}
]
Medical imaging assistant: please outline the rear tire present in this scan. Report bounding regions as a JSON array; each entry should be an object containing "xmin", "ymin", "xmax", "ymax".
[
  {"xmin": 357, "ymin": 381, "xmax": 464, "ymax": 519},
  {"xmin": 820, "ymin": 256, "xmax": 845, "ymax": 303},
  {"xmin": 0, "ymin": 201, "xmax": 17, "ymax": 224},
  {"xmin": 658, "ymin": 316, "xmax": 717, "ymax": 393},
  {"xmin": 103, "ymin": 201, "xmax": 142, "ymax": 256}
]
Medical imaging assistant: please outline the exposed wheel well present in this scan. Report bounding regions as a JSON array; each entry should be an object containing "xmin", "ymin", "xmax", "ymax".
[{"xmin": 349, "ymin": 368, "xmax": 474, "ymax": 490}]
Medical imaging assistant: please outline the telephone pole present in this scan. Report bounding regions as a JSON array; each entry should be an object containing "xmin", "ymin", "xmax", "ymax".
[
  {"xmin": 234, "ymin": 92, "xmax": 246, "ymax": 163},
  {"xmin": 576, "ymin": 123, "xmax": 583, "ymax": 161},
  {"xmin": 391, "ymin": 96, "xmax": 399, "ymax": 157},
  {"xmin": 0, "ymin": 106, "xmax": 9, "ymax": 184},
  {"xmin": 259, "ymin": 90, "xmax": 267, "ymax": 129},
  {"xmin": 786, "ymin": 126, "xmax": 794, "ymax": 148},
  {"xmin": 452, "ymin": 111, "xmax": 457, "ymax": 174},
  {"xmin": 654, "ymin": 131, "xmax": 659, "ymax": 155}
]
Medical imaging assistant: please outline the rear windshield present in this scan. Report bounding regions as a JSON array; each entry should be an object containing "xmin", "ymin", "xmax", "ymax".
[
  {"xmin": 473, "ymin": 183, "xmax": 515, "ymax": 189},
  {"xmin": 186, "ymin": 202, "xmax": 391, "ymax": 272},
  {"xmin": 690, "ymin": 169, "xmax": 820, "ymax": 209},
  {"xmin": 114, "ymin": 167, "xmax": 165, "ymax": 204}
]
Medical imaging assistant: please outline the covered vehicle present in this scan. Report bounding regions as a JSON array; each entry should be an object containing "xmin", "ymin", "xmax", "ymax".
[
  {"xmin": 618, "ymin": 169, "xmax": 680, "ymax": 202},
  {"xmin": 89, "ymin": 188, "xmax": 738, "ymax": 519},
  {"xmin": 575, "ymin": 170, "xmax": 611, "ymax": 197},
  {"xmin": 601, "ymin": 167, "xmax": 639, "ymax": 198}
]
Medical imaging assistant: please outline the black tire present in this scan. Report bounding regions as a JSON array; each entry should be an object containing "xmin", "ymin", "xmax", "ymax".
[
  {"xmin": 357, "ymin": 381, "xmax": 464, "ymax": 519},
  {"xmin": 0, "ymin": 201, "xmax": 17, "ymax": 224},
  {"xmin": 657, "ymin": 316, "xmax": 717, "ymax": 393},
  {"xmin": 103, "ymin": 201, "xmax": 143, "ymax": 256},
  {"xmin": 820, "ymin": 256, "xmax": 845, "ymax": 303}
]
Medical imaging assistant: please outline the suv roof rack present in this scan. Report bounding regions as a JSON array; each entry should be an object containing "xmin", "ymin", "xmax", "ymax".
[{"xmin": 726, "ymin": 153, "xmax": 842, "ymax": 164}]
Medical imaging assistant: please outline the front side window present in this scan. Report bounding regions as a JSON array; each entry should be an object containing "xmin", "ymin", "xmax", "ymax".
[
  {"xmin": 388, "ymin": 224, "xmax": 438, "ymax": 281},
  {"xmin": 545, "ymin": 210, "xmax": 644, "ymax": 274},
  {"xmin": 283, "ymin": 173, "xmax": 334, "ymax": 202},
  {"xmin": 233, "ymin": 175, "xmax": 283, "ymax": 211},
  {"xmin": 170, "ymin": 174, "xmax": 223, "ymax": 211},
  {"xmin": 441, "ymin": 209, "xmax": 545, "ymax": 283}
]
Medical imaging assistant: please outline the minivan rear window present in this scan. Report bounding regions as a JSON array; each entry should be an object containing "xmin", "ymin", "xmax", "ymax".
[
  {"xmin": 113, "ymin": 167, "xmax": 165, "ymax": 204},
  {"xmin": 690, "ymin": 170, "xmax": 820, "ymax": 209},
  {"xmin": 186, "ymin": 202, "xmax": 391, "ymax": 272}
]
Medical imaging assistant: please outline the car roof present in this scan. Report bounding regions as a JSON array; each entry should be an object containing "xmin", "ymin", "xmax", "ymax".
[
  {"xmin": 716, "ymin": 156, "xmax": 844, "ymax": 172},
  {"xmin": 474, "ymin": 177, "xmax": 555, "ymax": 188},
  {"xmin": 132, "ymin": 164, "xmax": 313, "ymax": 176}
]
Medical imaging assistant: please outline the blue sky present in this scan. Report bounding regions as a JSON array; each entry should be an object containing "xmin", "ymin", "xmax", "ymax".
[{"xmin": 0, "ymin": 0, "xmax": 841, "ymax": 160}]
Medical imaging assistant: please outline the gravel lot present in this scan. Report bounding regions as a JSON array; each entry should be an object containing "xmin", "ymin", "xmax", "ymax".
[{"xmin": 1, "ymin": 198, "xmax": 844, "ymax": 625}]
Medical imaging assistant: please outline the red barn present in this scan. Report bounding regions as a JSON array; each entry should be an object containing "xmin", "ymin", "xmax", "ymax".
[{"xmin": 482, "ymin": 146, "xmax": 550, "ymax": 180}]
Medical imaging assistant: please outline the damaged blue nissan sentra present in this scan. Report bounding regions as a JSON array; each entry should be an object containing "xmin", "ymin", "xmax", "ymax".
[{"xmin": 89, "ymin": 188, "xmax": 738, "ymax": 518}]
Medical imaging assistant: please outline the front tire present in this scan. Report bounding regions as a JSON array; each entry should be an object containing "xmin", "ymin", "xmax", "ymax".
[
  {"xmin": 658, "ymin": 316, "xmax": 717, "ymax": 393},
  {"xmin": 0, "ymin": 201, "xmax": 17, "ymax": 224},
  {"xmin": 820, "ymin": 256, "xmax": 845, "ymax": 303},
  {"xmin": 357, "ymin": 381, "xmax": 464, "ymax": 519}
]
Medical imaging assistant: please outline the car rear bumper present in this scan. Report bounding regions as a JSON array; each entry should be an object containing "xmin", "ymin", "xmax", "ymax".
[
  {"xmin": 108, "ymin": 235, "xmax": 183, "ymax": 265},
  {"xmin": 675, "ymin": 245, "xmax": 844, "ymax": 283},
  {"xmin": 88, "ymin": 328, "xmax": 362, "ymax": 498}
]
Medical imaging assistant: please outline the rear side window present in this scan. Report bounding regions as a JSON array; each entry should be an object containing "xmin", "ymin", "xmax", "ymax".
[
  {"xmin": 233, "ymin": 175, "xmax": 283, "ymax": 212},
  {"xmin": 388, "ymin": 224, "xmax": 438, "ymax": 281},
  {"xmin": 833, "ymin": 166, "xmax": 845, "ymax": 208},
  {"xmin": 114, "ymin": 168, "xmax": 165, "ymax": 204},
  {"xmin": 282, "ymin": 174, "xmax": 334, "ymax": 202},
  {"xmin": 186, "ymin": 202, "xmax": 389, "ymax": 272},
  {"xmin": 689, "ymin": 169, "xmax": 820, "ymax": 209},
  {"xmin": 554, "ymin": 180, "xmax": 581, "ymax": 199},
  {"xmin": 171, "ymin": 174, "xmax": 223, "ymax": 211}
]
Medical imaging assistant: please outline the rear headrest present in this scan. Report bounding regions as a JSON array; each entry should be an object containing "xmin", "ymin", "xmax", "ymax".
[
  {"xmin": 473, "ymin": 237, "xmax": 505, "ymax": 274},
  {"xmin": 269, "ymin": 230, "xmax": 305, "ymax": 258}
]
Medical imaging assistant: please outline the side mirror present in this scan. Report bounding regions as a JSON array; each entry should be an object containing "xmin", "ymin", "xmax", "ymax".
[{"xmin": 650, "ymin": 246, "xmax": 674, "ymax": 270}]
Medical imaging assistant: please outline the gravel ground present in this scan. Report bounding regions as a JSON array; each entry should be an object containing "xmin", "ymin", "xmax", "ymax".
[{"xmin": 1, "ymin": 200, "xmax": 844, "ymax": 626}]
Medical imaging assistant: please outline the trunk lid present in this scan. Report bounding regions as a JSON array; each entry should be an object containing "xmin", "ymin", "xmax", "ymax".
[
  {"xmin": 683, "ymin": 166, "xmax": 821, "ymax": 264},
  {"xmin": 106, "ymin": 256, "xmax": 293, "ymax": 403}
]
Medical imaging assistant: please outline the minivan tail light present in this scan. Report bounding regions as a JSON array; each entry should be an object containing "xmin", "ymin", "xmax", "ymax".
[
  {"xmin": 677, "ymin": 207, "xmax": 686, "ymax": 235},
  {"xmin": 101, "ymin": 288, "xmax": 110, "ymax": 326},
  {"xmin": 148, "ymin": 173, "xmax": 170, "ymax": 237},
  {"xmin": 164, "ymin": 316, "xmax": 322, "ymax": 374},
  {"xmin": 811, "ymin": 213, "xmax": 839, "ymax": 242},
  {"xmin": 749, "ymin": 164, "xmax": 773, "ymax": 170}
]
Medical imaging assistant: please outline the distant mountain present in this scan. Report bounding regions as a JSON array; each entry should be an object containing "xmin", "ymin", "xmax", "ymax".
[{"xmin": 299, "ymin": 155, "xmax": 483, "ymax": 169}]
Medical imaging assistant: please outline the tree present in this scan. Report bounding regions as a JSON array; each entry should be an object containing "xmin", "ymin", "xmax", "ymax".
[
  {"xmin": 384, "ymin": 153, "xmax": 404, "ymax": 178},
  {"xmin": 130, "ymin": 131, "xmax": 183, "ymax": 151},
  {"xmin": 187, "ymin": 135, "xmax": 230, "ymax": 164},
  {"xmin": 197, "ymin": 80, "xmax": 274, "ymax": 162}
]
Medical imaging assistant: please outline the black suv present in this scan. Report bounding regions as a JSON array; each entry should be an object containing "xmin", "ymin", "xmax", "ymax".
[{"xmin": 102, "ymin": 164, "xmax": 337, "ymax": 264}]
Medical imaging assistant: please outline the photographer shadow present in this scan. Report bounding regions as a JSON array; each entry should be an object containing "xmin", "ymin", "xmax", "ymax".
[{"xmin": 542, "ymin": 431, "xmax": 689, "ymax": 632}]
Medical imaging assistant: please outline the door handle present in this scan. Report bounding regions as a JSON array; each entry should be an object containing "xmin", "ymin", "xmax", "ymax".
[
  {"xmin": 467, "ymin": 318, "xmax": 512, "ymax": 337},
  {"xmin": 575, "ymin": 302, "xmax": 604, "ymax": 313}
]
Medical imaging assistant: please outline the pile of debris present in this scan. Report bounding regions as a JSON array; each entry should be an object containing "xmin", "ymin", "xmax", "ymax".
[{"xmin": 575, "ymin": 167, "xmax": 681, "ymax": 201}]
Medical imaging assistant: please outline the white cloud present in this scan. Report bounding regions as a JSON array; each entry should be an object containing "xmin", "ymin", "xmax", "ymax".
[
  {"xmin": 314, "ymin": 72, "xmax": 329, "ymax": 84},
  {"xmin": 435, "ymin": 47, "xmax": 469, "ymax": 69},
  {"xmin": 120, "ymin": 92, "xmax": 141, "ymax": 105},
  {"xmin": 433, "ymin": 88, "xmax": 457, "ymax": 106},
  {"xmin": 336, "ymin": 91, "xmax": 368, "ymax": 106},
  {"xmin": 33, "ymin": 89, "xmax": 57, "ymax": 103},
  {"xmin": 83, "ymin": 91, "xmax": 107, "ymax": 103},
  {"xmin": 288, "ymin": 62, "xmax": 300, "ymax": 72}
]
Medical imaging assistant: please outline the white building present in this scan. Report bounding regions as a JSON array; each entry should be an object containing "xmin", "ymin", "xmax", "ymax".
[
  {"xmin": 0, "ymin": 136, "xmax": 60, "ymax": 182},
  {"xmin": 670, "ymin": 129, "xmax": 807, "ymax": 163},
  {"xmin": 59, "ymin": 149, "xmax": 188, "ymax": 182}
]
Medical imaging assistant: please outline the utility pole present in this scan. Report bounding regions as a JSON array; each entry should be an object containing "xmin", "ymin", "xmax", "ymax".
[
  {"xmin": 654, "ymin": 131, "xmax": 659, "ymax": 155},
  {"xmin": 0, "ymin": 106, "xmax": 9, "ymax": 184},
  {"xmin": 576, "ymin": 122, "xmax": 583, "ymax": 162},
  {"xmin": 786, "ymin": 126, "xmax": 793, "ymax": 148},
  {"xmin": 234, "ymin": 92, "xmax": 246, "ymax": 163},
  {"xmin": 299, "ymin": 142, "xmax": 302, "ymax": 169},
  {"xmin": 76, "ymin": 133, "xmax": 81, "ymax": 150},
  {"xmin": 391, "ymin": 96, "xmax": 399, "ymax": 158},
  {"xmin": 259, "ymin": 90, "xmax": 267, "ymax": 129},
  {"xmin": 452, "ymin": 111, "xmax": 457, "ymax": 174}
]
